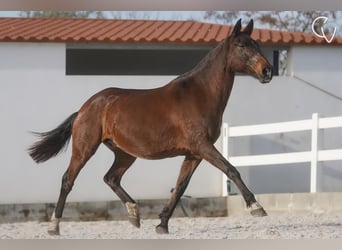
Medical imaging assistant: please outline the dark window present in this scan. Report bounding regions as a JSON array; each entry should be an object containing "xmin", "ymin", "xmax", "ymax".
[
  {"xmin": 66, "ymin": 46, "xmax": 283, "ymax": 76},
  {"xmin": 273, "ymin": 50, "xmax": 279, "ymax": 76},
  {"xmin": 66, "ymin": 48, "xmax": 209, "ymax": 75}
]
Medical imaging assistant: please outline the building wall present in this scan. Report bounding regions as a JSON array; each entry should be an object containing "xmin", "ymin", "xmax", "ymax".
[
  {"xmin": 1, "ymin": 42, "xmax": 342, "ymax": 204},
  {"xmin": 0, "ymin": 42, "xmax": 222, "ymax": 204}
]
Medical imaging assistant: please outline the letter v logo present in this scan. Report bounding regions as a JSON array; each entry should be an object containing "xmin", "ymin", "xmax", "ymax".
[{"xmin": 312, "ymin": 16, "xmax": 337, "ymax": 43}]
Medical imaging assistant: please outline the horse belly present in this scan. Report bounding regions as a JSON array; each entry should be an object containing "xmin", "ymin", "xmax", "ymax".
[
  {"xmin": 103, "ymin": 90, "xmax": 189, "ymax": 159},
  {"xmin": 112, "ymin": 121, "xmax": 188, "ymax": 160}
]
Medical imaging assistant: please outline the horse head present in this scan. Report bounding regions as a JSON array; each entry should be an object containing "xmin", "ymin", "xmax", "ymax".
[{"xmin": 226, "ymin": 19, "xmax": 273, "ymax": 84}]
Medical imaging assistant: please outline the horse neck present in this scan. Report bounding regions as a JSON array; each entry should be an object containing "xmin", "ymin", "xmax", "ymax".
[{"xmin": 191, "ymin": 40, "xmax": 235, "ymax": 114}]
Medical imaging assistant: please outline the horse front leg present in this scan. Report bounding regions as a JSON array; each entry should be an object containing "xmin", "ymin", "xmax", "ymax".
[
  {"xmin": 199, "ymin": 143, "xmax": 267, "ymax": 217},
  {"xmin": 103, "ymin": 148, "xmax": 140, "ymax": 228},
  {"xmin": 156, "ymin": 155, "xmax": 201, "ymax": 234}
]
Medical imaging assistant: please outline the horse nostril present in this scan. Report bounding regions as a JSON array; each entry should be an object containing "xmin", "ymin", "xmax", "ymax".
[{"xmin": 262, "ymin": 66, "xmax": 272, "ymax": 78}]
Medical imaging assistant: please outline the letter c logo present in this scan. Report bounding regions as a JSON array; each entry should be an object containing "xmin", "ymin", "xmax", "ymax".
[{"xmin": 312, "ymin": 16, "xmax": 337, "ymax": 43}]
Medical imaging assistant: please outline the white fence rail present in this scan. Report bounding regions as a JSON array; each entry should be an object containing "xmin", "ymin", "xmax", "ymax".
[{"xmin": 222, "ymin": 113, "xmax": 342, "ymax": 195}]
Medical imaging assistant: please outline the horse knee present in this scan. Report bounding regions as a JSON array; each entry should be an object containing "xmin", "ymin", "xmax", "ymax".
[{"xmin": 103, "ymin": 175, "xmax": 112, "ymax": 186}]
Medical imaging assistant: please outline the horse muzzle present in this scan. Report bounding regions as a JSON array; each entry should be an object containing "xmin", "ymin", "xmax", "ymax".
[{"xmin": 259, "ymin": 65, "xmax": 273, "ymax": 84}]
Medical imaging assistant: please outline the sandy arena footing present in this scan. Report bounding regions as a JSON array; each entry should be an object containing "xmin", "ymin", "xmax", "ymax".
[{"xmin": 1, "ymin": 211, "xmax": 342, "ymax": 239}]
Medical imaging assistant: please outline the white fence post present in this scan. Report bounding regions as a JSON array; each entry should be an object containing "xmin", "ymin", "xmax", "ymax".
[
  {"xmin": 310, "ymin": 113, "xmax": 319, "ymax": 193},
  {"xmin": 222, "ymin": 123, "xmax": 229, "ymax": 196}
]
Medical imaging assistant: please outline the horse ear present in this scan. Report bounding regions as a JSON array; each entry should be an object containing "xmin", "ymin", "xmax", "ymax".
[
  {"xmin": 243, "ymin": 19, "xmax": 254, "ymax": 36},
  {"xmin": 231, "ymin": 18, "xmax": 242, "ymax": 36}
]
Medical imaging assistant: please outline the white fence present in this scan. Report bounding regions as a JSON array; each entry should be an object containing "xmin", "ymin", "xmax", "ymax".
[{"xmin": 221, "ymin": 113, "xmax": 342, "ymax": 195}]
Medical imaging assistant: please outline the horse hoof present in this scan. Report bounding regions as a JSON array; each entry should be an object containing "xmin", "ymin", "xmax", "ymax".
[
  {"xmin": 47, "ymin": 228, "xmax": 60, "ymax": 236},
  {"xmin": 47, "ymin": 218, "xmax": 60, "ymax": 236},
  {"xmin": 251, "ymin": 207, "xmax": 268, "ymax": 217},
  {"xmin": 155, "ymin": 225, "xmax": 169, "ymax": 234},
  {"xmin": 128, "ymin": 216, "xmax": 141, "ymax": 228},
  {"xmin": 125, "ymin": 202, "xmax": 140, "ymax": 228}
]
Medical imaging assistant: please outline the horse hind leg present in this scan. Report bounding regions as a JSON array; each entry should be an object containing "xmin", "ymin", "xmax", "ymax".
[
  {"xmin": 103, "ymin": 145, "xmax": 139, "ymax": 228},
  {"xmin": 48, "ymin": 156, "xmax": 89, "ymax": 235},
  {"xmin": 48, "ymin": 129, "xmax": 101, "ymax": 235}
]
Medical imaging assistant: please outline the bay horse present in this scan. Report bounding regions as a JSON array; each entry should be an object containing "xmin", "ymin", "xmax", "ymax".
[{"xmin": 28, "ymin": 19, "xmax": 273, "ymax": 235}]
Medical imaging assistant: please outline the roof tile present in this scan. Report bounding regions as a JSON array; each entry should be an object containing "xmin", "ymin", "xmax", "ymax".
[
  {"xmin": 260, "ymin": 29, "xmax": 272, "ymax": 43},
  {"xmin": 149, "ymin": 21, "xmax": 174, "ymax": 42},
  {"xmin": 203, "ymin": 24, "xmax": 221, "ymax": 42},
  {"xmin": 98, "ymin": 20, "xmax": 127, "ymax": 41},
  {"xmin": 135, "ymin": 21, "xmax": 164, "ymax": 41},
  {"xmin": 182, "ymin": 21, "xmax": 201, "ymax": 42},
  {"xmin": 167, "ymin": 22, "xmax": 186, "ymax": 42},
  {"xmin": 193, "ymin": 23, "xmax": 211, "ymax": 42},
  {"xmin": 271, "ymin": 30, "xmax": 282, "ymax": 44},
  {"xmin": 0, "ymin": 17, "xmax": 340, "ymax": 46}
]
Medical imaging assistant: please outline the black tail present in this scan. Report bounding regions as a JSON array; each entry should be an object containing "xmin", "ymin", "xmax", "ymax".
[{"xmin": 28, "ymin": 112, "xmax": 78, "ymax": 164}]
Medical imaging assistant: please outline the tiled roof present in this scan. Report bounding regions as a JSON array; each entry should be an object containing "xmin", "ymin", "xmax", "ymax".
[{"xmin": 0, "ymin": 17, "xmax": 341, "ymax": 46}]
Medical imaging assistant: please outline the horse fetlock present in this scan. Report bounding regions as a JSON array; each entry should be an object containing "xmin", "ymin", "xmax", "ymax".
[
  {"xmin": 125, "ymin": 202, "xmax": 140, "ymax": 228},
  {"xmin": 47, "ymin": 213, "xmax": 60, "ymax": 235},
  {"xmin": 156, "ymin": 214, "xmax": 170, "ymax": 234}
]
